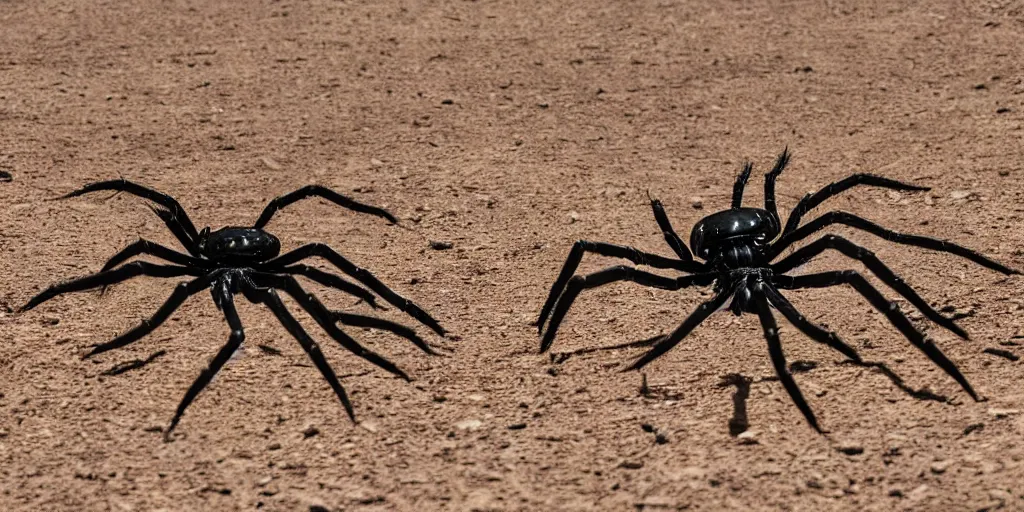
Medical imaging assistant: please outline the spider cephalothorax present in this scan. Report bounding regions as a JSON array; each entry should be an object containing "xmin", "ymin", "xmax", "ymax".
[
  {"xmin": 537, "ymin": 149, "xmax": 1018, "ymax": 432},
  {"xmin": 22, "ymin": 180, "xmax": 444, "ymax": 439}
]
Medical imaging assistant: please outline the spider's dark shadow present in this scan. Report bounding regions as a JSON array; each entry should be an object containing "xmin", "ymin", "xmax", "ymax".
[
  {"xmin": 549, "ymin": 333, "xmax": 663, "ymax": 365},
  {"xmin": 716, "ymin": 358, "xmax": 950, "ymax": 436},
  {"xmin": 100, "ymin": 349, "xmax": 167, "ymax": 376}
]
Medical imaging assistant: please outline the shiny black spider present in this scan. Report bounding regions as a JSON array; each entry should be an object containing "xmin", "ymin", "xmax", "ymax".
[
  {"xmin": 22, "ymin": 180, "xmax": 445, "ymax": 438},
  {"xmin": 537, "ymin": 149, "xmax": 1017, "ymax": 432}
]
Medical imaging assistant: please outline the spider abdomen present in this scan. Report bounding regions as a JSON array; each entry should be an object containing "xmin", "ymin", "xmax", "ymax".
[{"xmin": 203, "ymin": 227, "xmax": 281, "ymax": 263}]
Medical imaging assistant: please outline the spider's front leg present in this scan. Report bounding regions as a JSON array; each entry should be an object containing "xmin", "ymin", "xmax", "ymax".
[
  {"xmin": 648, "ymin": 197, "xmax": 695, "ymax": 261},
  {"xmin": 537, "ymin": 240, "xmax": 705, "ymax": 332},
  {"xmin": 61, "ymin": 180, "xmax": 204, "ymax": 255},
  {"xmin": 778, "ymin": 173, "xmax": 930, "ymax": 237},
  {"xmin": 540, "ymin": 265, "xmax": 714, "ymax": 352},
  {"xmin": 98, "ymin": 238, "xmax": 207, "ymax": 273},
  {"xmin": 253, "ymin": 185, "xmax": 398, "ymax": 229}
]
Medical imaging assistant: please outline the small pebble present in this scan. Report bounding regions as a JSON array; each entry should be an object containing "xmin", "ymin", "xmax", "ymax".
[
  {"xmin": 568, "ymin": 211, "xmax": 580, "ymax": 223},
  {"xmin": 930, "ymin": 460, "xmax": 952, "ymax": 474},
  {"xmin": 737, "ymin": 431, "xmax": 759, "ymax": 445},
  {"xmin": 690, "ymin": 197, "xmax": 704, "ymax": 209},
  {"xmin": 837, "ymin": 441, "xmax": 864, "ymax": 456},
  {"xmin": 619, "ymin": 460, "xmax": 644, "ymax": 470},
  {"xmin": 988, "ymin": 408, "xmax": 1020, "ymax": 418},
  {"xmin": 455, "ymin": 419, "xmax": 483, "ymax": 431},
  {"xmin": 429, "ymin": 240, "xmax": 454, "ymax": 250},
  {"xmin": 302, "ymin": 425, "xmax": 320, "ymax": 439}
]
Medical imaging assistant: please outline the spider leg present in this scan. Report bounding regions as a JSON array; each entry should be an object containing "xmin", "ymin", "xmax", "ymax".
[
  {"xmin": 771, "ymin": 234, "xmax": 969, "ymax": 339},
  {"xmin": 768, "ymin": 211, "xmax": 1018, "ymax": 275},
  {"xmin": 253, "ymin": 273, "xmax": 411, "ymax": 381},
  {"xmin": 21, "ymin": 262, "xmax": 199, "ymax": 312},
  {"xmin": 261, "ymin": 244, "xmax": 446, "ymax": 336},
  {"xmin": 253, "ymin": 185, "xmax": 398, "ymax": 229},
  {"xmin": 752, "ymin": 283, "xmax": 823, "ymax": 433},
  {"xmin": 763, "ymin": 148, "xmax": 790, "ymax": 228},
  {"xmin": 280, "ymin": 264, "xmax": 381, "ymax": 309},
  {"xmin": 648, "ymin": 196, "xmax": 695, "ymax": 261},
  {"xmin": 774, "ymin": 271, "xmax": 979, "ymax": 401},
  {"xmin": 145, "ymin": 205, "xmax": 203, "ymax": 256},
  {"xmin": 780, "ymin": 174, "xmax": 929, "ymax": 237},
  {"xmin": 243, "ymin": 283, "xmax": 356, "ymax": 421},
  {"xmin": 537, "ymin": 240, "xmax": 706, "ymax": 333},
  {"xmin": 165, "ymin": 277, "xmax": 244, "ymax": 438},
  {"xmin": 61, "ymin": 179, "xmax": 202, "ymax": 249},
  {"xmin": 85, "ymin": 273, "xmax": 217, "ymax": 359},
  {"xmin": 540, "ymin": 265, "xmax": 714, "ymax": 352},
  {"xmin": 732, "ymin": 162, "xmax": 754, "ymax": 208},
  {"xmin": 98, "ymin": 238, "xmax": 207, "ymax": 273},
  {"xmin": 332, "ymin": 312, "xmax": 437, "ymax": 355},
  {"xmin": 760, "ymin": 283, "xmax": 862, "ymax": 363},
  {"xmin": 625, "ymin": 281, "xmax": 738, "ymax": 371}
]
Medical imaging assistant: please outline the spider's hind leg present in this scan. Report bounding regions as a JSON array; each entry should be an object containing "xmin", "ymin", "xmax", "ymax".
[
  {"xmin": 775, "ymin": 270, "xmax": 980, "ymax": 401},
  {"xmin": 21, "ymin": 262, "xmax": 198, "ymax": 312},
  {"xmin": 771, "ymin": 234, "xmax": 970, "ymax": 340},
  {"xmin": 243, "ymin": 283, "xmax": 356, "ymax": 422},
  {"xmin": 761, "ymin": 283, "xmax": 862, "ymax": 363},
  {"xmin": 751, "ymin": 283, "xmax": 823, "ymax": 433},
  {"xmin": 332, "ymin": 312, "xmax": 438, "ymax": 355},
  {"xmin": 626, "ymin": 281, "xmax": 737, "ymax": 371},
  {"xmin": 254, "ymin": 273, "xmax": 412, "ymax": 381},
  {"xmin": 85, "ymin": 274, "xmax": 216, "ymax": 359},
  {"xmin": 263, "ymin": 244, "xmax": 447, "ymax": 337}
]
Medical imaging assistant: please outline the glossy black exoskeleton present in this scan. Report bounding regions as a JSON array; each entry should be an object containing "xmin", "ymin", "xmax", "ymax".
[
  {"xmin": 22, "ymin": 179, "xmax": 447, "ymax": 439},
  {"xmin": 198, "ymin": 227, "xmax": 282, "ymax": 264},
  {"xmin": 537, "ymin": 149, "xmax": 1018, "ymax": 433}
]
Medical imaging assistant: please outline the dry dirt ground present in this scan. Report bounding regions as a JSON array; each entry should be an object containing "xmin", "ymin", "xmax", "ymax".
[{"xmin": 2, "ymin": 0, "xmax": 1024, "ymax": 510}]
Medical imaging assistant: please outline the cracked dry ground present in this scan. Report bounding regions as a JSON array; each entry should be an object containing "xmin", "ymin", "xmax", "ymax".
[{"xmin": 2, "ymin": 0, "xmax": 1024, "ymax": 510}]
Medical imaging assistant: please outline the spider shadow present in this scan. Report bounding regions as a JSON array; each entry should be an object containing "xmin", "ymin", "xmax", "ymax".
[{"xmin": 550, "ymin": 332, "xmax": 953, "ymax": 434}]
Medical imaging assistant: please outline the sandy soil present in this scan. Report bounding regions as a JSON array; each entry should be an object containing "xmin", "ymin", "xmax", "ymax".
[{"xmin": 2, "ymin": 0, "xmax": 1024, "ymax": 510}]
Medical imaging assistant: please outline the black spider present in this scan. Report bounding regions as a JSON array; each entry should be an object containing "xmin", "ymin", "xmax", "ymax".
[
  {"xmin": 536, "ymin": 149, "xmax": 1018, "ymax": 432},
  {"xmin": 21, "ymin": 180, "xmax": 445, "ymax": 438}
]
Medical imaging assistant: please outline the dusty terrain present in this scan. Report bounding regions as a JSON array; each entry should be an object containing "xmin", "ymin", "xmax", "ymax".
[{"xmin": 2, "ymin": 0, "xmax": 1024, "ymax": 510}]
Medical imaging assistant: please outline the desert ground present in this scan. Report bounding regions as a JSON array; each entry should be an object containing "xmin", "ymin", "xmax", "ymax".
[{"xmin": 2, "ymin": 0, "xmax": 1024, "ymax": 510}]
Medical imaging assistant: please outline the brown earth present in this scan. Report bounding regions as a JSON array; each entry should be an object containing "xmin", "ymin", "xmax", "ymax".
[{"xmin": 2, "ymin": 0, "xmax": 1024, "ymax": 510}]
